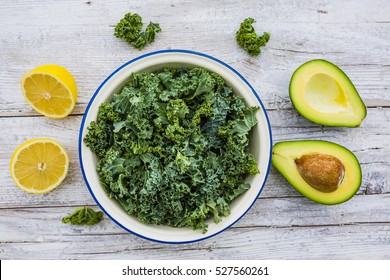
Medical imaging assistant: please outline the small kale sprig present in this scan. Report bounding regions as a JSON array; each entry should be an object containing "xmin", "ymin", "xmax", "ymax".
[
  {"xmin": 62, "ymin": 206, "xmax": 103, "ymax": 226},
  {"xmin": 114, "ymin": 12, "xmax": 161, "ymax": 50},
  {"xmin": 236, "ymin": 17, "xmax": 270, "ymax": 56}
]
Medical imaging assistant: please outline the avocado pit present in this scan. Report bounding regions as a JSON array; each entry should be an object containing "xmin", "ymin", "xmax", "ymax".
[{"xmin": 295, "ymin": 153, "xmax": 345, "ymax": 193}]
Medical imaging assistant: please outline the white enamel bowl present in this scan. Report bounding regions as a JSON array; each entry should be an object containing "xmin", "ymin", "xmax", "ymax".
[{"xmin": 79, "ymin": 50, "xmax": 272, "ymax": 244}]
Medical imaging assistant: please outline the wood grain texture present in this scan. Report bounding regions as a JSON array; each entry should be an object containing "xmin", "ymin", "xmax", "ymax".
[
  {"xmin": 1, "ymin": 221, "xmax": 389, "ymax": 259},
  {"xmin": 0, "ymin": 0, "xmax": 390, "ymax": 259},
  {"xmin": 1, "ymin": 194, "xmax": 390, "ymax": 238},
  {"xmin": 1, "ymin": 0, "xmax": 390, "ymax": 116},
  {"xmin": 0, "ymin": 110, "xmax": 388, "ymax": 208}
]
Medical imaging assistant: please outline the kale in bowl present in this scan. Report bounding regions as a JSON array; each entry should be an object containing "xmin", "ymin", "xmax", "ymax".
[{"xmin": 84, "ymin": 67, "xmax": 259, "ymax": 233}]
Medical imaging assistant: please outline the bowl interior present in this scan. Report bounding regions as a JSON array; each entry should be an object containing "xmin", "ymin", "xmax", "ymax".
[{"xmin": 79, "ymin": 50, "xmax": 272, "ymax": 243}]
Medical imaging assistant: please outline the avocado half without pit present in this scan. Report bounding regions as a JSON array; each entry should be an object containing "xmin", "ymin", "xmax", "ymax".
[
  {"xmin": 289, "ymin": 59, "xmax": 367, "ymax": 127},
  {"xmin": 272, "ymin": 140, "xmax": 362, "ymax": 205}
]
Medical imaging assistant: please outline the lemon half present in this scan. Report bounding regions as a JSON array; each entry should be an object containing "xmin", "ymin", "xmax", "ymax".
[
  {"xmin": 10, "ymin": 138, "xmax": 69, "ymax": 194},
  {"xmin": 21, "ymin": 64, "xmax": 77, "ymax": 118}
]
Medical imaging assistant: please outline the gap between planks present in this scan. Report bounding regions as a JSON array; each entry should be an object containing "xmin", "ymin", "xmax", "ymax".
[
  {"xmin": 1, "ymin": 221, "xmax": 389, "ymax": 242},
  {"xmin": 1, "ymin": 105, "xmax": 390, "ymax": 118},
  {"xmin": 0, "ymin": 191, "xmax": 387, "ymax": 211}
]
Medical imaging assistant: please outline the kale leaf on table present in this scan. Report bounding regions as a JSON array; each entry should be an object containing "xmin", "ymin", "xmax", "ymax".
[
  {"xmin": 236, "ymin": 17, "xmax": 271, "ymax": 56},
  {"xmin": 84, "ymin": 68, "xmax": 260, "ymax": 233},
  {"xmin": 62, "ymin": 206, "xmax": 103, "ymax": 226},
  {"xmin": 114, "ymin": 12, "xmax": 161, "ymax": 50}
]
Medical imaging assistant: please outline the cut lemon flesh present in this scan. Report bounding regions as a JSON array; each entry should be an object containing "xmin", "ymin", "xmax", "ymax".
[
  {"xmin": 10, "ymin": 138, "xmax": 69, "ymax": 194},
  {"xmin": 21, "ymin": 64, "xmax": 77, "ymax": 118}
]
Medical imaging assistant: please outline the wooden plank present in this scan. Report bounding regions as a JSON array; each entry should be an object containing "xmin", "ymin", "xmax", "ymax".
[
  {"xmin": 1, "ymin": 222, "xmax": 389, "ymax": 259},
  {"xmin": 1, "ymin": 0, "xmax": 389, "ymax": 25},
  {"xmin": 0, "ymin": 108, "xmax": 388, "ymax": 208},
  {"xmin": 1, "ymin": 30, "xmax": 388, "ymax": 115},
  {"xmin": 1, "ymin": 194, "xmax": 390, "ymax": 241},
  {"xmin": 1, "ymin": 155, "xmax": 387, "ymax": 208},
  {"xmin": 1, "ymin": 1, "xmax": 389, "ymax": 116}
]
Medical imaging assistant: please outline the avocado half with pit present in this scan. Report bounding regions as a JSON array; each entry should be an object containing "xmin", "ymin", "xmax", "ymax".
[
  {"xmin": 272, "ymin": 140, "xmax": 362, "ymax": 205},
  {"xmin": 290, "ymin": 59, "xmax": 366, "ymax": 127}
]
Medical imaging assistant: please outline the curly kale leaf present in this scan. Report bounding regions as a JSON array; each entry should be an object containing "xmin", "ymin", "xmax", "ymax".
[
  {"xmin": 62, "ymin": 207, "xmax": 103, "ymax": 226},
  {"xmin": 132, "ymin": 22, "xmax": 162, "ymax": 49},
  {"xmin": 114, "ymin": 13, "xmax": 143, "ymax": 43},
  {"xmin": 236, "ymin": 17, "xmax": 271, "ymax": 56},
  {"xmin": 83, "ymin": 102, "xmax": 118, "ymax": 158},
  {"xmin": 84, "ymin": 68, "xmax": 260, "ymax": 233},
  {"xmin": 114, "ymin": 13, "xmax": 161, "ymax": 50}
]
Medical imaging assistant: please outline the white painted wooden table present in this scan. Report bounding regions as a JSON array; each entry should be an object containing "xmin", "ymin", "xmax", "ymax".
[{"xmin": 1, "ymin": 0, "xmax": 390, "ymax": 259}]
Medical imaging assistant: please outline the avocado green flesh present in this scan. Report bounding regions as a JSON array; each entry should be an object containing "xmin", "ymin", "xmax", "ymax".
[
  {"xmin": 272, "ymin": 140, "xmax": 362, "ymax": 205},
  {"xmin": 304, "ymin": 73, "xmax": 350, "ymax": 114},
  {"xmin": 289, "ymin": 59, "xmax": 367, "ymax": 127}
]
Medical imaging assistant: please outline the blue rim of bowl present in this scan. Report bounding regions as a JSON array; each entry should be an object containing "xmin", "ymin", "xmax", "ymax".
[{"xmin": 78, "ymin": 49, "xmax": 273, "ymax": 244}]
